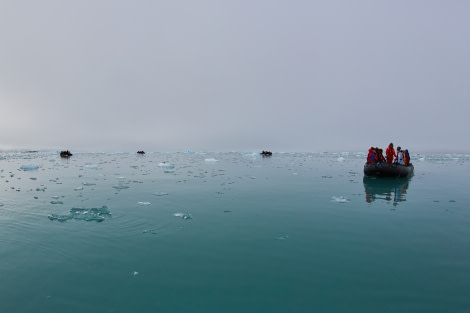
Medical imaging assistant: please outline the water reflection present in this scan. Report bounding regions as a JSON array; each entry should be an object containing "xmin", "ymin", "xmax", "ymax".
[{"xmin": 363, "ymin": 176, "xmax": 412, "ymax": 205}]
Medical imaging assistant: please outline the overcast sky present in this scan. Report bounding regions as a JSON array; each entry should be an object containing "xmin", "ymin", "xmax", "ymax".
[{"xmin": 1, "ymin": 1, "xmax": 469, "ymax": 152}]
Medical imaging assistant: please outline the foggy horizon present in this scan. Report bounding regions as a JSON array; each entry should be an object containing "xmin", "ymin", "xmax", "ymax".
[{"xmin": 2, "ymin": 1, "xmax": 469, "ymax": 153}]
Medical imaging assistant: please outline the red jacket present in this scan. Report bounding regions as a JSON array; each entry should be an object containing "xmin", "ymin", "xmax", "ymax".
[
  {"xmin": 386, "ymin": 146, "xmax": 396, "ymax": 163},
  {"xmin": 367, "ymin": 148, "xmax": 377, "ymax": 163}
]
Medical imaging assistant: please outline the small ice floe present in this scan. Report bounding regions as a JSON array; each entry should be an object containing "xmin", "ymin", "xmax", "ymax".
[
  {"xmin": 158, "ymin": 162, "xmax": 175, "ymax": 169},
  {"xmin": 142, "ymin": 229, "xmax": 158, "ymax": 234},
  {"xmin": 84, "ymin": 164, "xmax": 99, "ymax": 169},
  {"xmin": 132, "ymin": 271, "xmax": 139, "ymax": 276},
  {"xmin": 137, "ymin": 201, "xmax": 151, "ymax": 206},
  {"xmin": 20, "ymin": 164, "xmax": 39, "ymax": 171},
  {"xmin": 331, "ymin": 196, "xmax": 350, "ymax": 203},
  {"xmin": 112, "ymin": 184, "xmax": 130, "ymax": 190},
  {"xmin": 337, "ymin": 157, "xmax": 345, "ymax": 162},
  {"xmin": 275, "ymin": 235, "xmax": 289, "ymax": 240},
  {"xmin": 74, "ymin": 186, "xmax": 84, "ymax": 191},
  {"xmin": 205, "ymin": 158, "xmax": 218, "ymax": 162},
  {"xmin": 82, "ymin": 182, "xmax": 96, "ymax": 186},
  {"xmin": 48, "ymin": 205, "xmax": 111, "ymax": 222},
  {"xmin": 153, "ymin": 192, "xmax": 168, "ymax": 196},
  {"xmin": 173, "ymin": 213, "xmax": 192, "ymax": 220}
]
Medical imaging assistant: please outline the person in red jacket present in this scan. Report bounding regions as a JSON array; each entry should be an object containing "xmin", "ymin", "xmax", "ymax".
[
  {"xmin": 367, "ymin": 147, "xmax": 377, "ymax": 163},
  {"xmin": 376, "ymin": 148, "xmax": 385, "ymax": 162},
  {"xmin": 385, "ymin": 143, "xmax": 397, "ymax": 163}
]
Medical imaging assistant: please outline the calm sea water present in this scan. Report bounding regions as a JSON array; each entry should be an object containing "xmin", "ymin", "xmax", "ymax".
[{"xmin": 1, "ymin": 151, "xmax": 469, "ymax": 313}]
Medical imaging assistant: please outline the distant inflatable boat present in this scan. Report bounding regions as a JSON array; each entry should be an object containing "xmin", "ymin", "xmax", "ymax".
[
  {"xmin": 60, "ymin": 150, "xmax": 73, "ymax": 158},
  {"xmin": 260, "ymin": 151, "xmax": 272, "ymax": 157},
  {"xmin": 364, "ymin": 162, "xmax": 414, "ymax": 178}
]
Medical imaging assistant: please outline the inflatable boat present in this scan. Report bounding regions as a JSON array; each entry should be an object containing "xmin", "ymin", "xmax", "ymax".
[{"xmin": 363, "ymin": 162, "xmax": 414, "ymax": 178}]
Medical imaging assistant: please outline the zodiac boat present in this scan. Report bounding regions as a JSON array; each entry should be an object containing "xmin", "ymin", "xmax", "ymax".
[{"xmin": 363, "ymin": 162, "xmax": 414, "ymax": 178}]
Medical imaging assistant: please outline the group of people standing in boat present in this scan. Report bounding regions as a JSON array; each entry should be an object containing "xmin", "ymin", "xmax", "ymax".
[{"xmin": 367, "ymin": 143, "xmax": 410, "ymax": 165}]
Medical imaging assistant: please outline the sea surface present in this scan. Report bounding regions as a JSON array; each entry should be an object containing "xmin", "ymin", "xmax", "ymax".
[{"xmin": 1, "ymin": 151, "xmax": 469, "ymax": 313}]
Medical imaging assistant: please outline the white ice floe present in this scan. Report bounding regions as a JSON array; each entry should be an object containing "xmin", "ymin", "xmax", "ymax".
[
  {"xmin": 84, "ymin": 164, "xmax": 99, "ymax": 169},
  {"xmin": 337, "ymin": 157, "xmax": 345, "ymax": 162},
  {"xmin": 158, "ymin": 162, "xmax": 175, "ymax": 169},
  {"xmin": 331, "ymin": 196, "xmax": 350, "ymax": 203},
  {"xmin": 153, "ymin": 192, "xmax": 168, "ymax": 196},
  {"xmin": 20, "ymin": 164, "xmax": 39, "ymax": 171},
  {"xmin": 48, "ymin": 205, "xmax": 111, "ymax": 222},
  {"xmin": 137, "ymin": 202, "xmax": 151, "ymax": 206},
  {"xmin": 112, "ymin": 184, "xmax": 130, "ymax": 190},
  {"xmin": 205, "ymin": 158, "xmax": 218, "ymax": 162},
  {"xmin": 173, "ymin": 213, "xmax": 192, "ymax": 220}
]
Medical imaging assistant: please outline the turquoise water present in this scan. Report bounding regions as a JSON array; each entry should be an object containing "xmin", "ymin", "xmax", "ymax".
[{"xmin": 1, "ymin": 151, "xmax": 470, "ymax": 313}]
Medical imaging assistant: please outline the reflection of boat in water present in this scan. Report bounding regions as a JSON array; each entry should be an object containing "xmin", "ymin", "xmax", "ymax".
[
  {"xmin": 363, "ymin": 176, "xmax": 412, "ymax": 205},
  {"xmin": 364, "ymin": 162, "xmax": 414, "ymax": 177}
]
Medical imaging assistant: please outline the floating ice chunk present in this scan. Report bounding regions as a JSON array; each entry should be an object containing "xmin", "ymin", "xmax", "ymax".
[
  {"xmin": 337, "ymin": 157, "xmax": 345, "ymax": 162},
  {"xmin": 153, "ymin": 192, "xmax": 168, "ymax": 196},
  {"xmin": 205, "ymin": 158, "xmax": 218, "ymax": 162},
  {"xmin": 74, "ymin": 186, "xmax": 84, "ymax": 191},
  {"xmin": 132, "ymin": 271, "xmax": 139, "ymax": 276},
  {"xmin": 82, "ymin": 182, "xmax": 96, "ymax": 186},
  {"xmin": 173, "ymin": 213, "xmax": 192, "ymax": 220},
  {"xmin": 331, "ymin": 196, "xmax": 350, "ymax": 203},
  {"xmin": 48, "ymin": 205, "xmax": 111, "ymax": 222},
  {"xmin": 137, "ymin": 201, "xmax": 151, "ymax": 206},
  {"xmin": 112, "ymin": 184, "xmax": 130, "ymax": 190},
  {"xmin": 20, "ymin": 164, "xmax": 39, "ymax": 171},
  {"xmin": 158, "ymin": 162, "xmax": 175, "ymax": 169},
  {"xmin": 84, "ymin": 164, "xmax": 99, "ymax": 169}
]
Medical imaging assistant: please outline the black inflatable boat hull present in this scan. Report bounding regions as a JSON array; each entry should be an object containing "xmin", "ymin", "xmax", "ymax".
[{"xmin": 364, "ymin": 162, "xmax": 414, "ymax": 178}]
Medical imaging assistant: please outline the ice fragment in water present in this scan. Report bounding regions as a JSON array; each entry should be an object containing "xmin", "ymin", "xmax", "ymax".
[
  {"xmin": 331, "ymin": 196, "xmax": 350, "ymax": 203},
  {"xmin": 48, "ymin": 205, "xmax": 111, "ymax": 222},
  {"xmin": 173, "ymin": 213, "xmax": 192, "ymax": 220},
  {"xmin": 84, "ymin": 164, "xmax": 98, "ymax": 169},
  {"xmin": 20, "ymin": 164, "xmax": 39, "ymax": 171},
  {"xmin": 205, "ymin": 158, "xmax": 218, "ymax": 162},
  {"xmin": 112, "ymin": 184, "xmax": 130, "ymax": 190},
  {"xmin": 137, "ymin": 202, "xmax": 151, "ymax": 206},
  {"xmin": 153, "ymin": 192, "xmax": 168, "ymax": 196},
  {"xmin": 337, "ymin": 157, "xmax": 345, "ymax": 162},
  {"xmin": 158, "ymin": 162, "xmax": 175, "ymax": 169}
]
